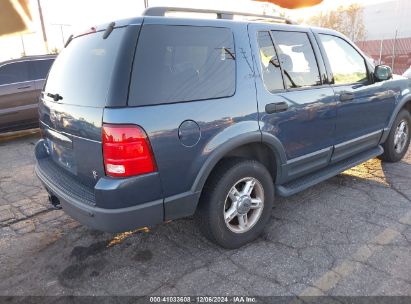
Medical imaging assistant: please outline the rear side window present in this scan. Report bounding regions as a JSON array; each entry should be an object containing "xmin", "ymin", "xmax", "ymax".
[
  {"xmin": 257, "ymin": 31, "xmax": 284, "ymax": 92},
  {"xmin": 32, "ymin": 59, "xmax": 54, "ymax": 80},
  {"xmin": 271, "ymin": 31, "xmax": 321, "ymax": 89},
  {"xmin": 129, "ymin": 25, "xmax": 236, "ymax": 106},
  {"xmin": 0, "ymin": 61, "xmax": 30, "ymax": 85}
]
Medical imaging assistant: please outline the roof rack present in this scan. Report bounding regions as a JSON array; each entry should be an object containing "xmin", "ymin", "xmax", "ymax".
[{"xmin": 143, "ymin": 7, "xmax": 297, "ymax": 25}]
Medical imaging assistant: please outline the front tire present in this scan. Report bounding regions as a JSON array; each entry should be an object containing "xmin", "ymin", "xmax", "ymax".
[
  {"xmin": 196, "ymin": 158, "xmax": 274, "ymax": 249},
  {"xmin": 380, "ymin": 109, "xmax": 411, "ymax": 162}
]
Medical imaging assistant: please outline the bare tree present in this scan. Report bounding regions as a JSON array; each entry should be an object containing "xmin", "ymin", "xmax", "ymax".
[{"xmin": 306, "ymin": 3, "xmax": 366, "ymax": 41}]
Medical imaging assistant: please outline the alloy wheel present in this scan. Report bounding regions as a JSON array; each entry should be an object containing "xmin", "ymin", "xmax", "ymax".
[{"xmin": 223, "ymin": 177, "xmax": 264, "ymax": 233}]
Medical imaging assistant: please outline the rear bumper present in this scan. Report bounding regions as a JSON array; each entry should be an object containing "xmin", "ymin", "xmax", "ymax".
[{"xmin": 34, "ymin": 140, "xmax": 164, "ymax": 232}]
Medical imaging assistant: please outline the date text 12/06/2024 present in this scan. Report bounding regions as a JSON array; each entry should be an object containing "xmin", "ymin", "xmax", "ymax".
[{"xmin": 149, "ymin": 297, "xmax": 257, "ymax": 303}]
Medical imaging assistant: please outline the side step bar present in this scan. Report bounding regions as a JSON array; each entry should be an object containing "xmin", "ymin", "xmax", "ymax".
[{"xmin": 276, "ymin": 146, "xmax": 384, "ymax": 197}]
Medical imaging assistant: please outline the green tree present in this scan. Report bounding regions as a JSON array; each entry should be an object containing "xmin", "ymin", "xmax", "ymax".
[{"xmin": 306, "ymin": 3, "xmax": 366, "ymax": 41}]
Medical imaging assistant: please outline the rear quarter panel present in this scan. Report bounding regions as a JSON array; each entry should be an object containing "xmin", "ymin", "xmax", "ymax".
[{"xmin": 103, "ymin": 21, "xmax": 259, "ymax": 200}]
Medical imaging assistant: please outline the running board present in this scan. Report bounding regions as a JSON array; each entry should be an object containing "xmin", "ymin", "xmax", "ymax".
[{"xmin": 276, "ymin": 146, "xmax": 384, "ymax": 197}]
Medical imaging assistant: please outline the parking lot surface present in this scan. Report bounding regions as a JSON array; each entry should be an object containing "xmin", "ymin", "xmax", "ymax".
[{"xmin": 0, "ymin": 131, "xmax": 410, "ymax": 296}]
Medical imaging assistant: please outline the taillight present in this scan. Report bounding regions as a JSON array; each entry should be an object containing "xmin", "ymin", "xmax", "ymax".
[{"xmin": 102, "ymin": 124, "xmax": 156, "ymax": 177}]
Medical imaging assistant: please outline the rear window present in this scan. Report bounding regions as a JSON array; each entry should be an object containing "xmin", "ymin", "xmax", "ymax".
[
  {"xmin": 44, "ymin": 28, "xmax": 127, "ymax": 107},
  {"xmin": 129, "ymin": 25, "xmax": 236, "ymax": 106}
]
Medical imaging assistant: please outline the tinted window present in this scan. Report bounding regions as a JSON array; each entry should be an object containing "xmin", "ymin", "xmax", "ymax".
[
  {"xmin": 0, "ymin": 61, "xmax": 30, "ymax": 85},
  {"xmin": 271, "ymin": 31, "xmax": 321, "ymax": 89},
  {"xmin": 45, "ymin": 28, "xmax": 127, "ymax": 107},
  {"xmin": 32, "ymin": 59, "xmax": 54, "ymax": 79},
  {"xmin": 129, "ymin": 25, "xmax": 235, "ymax": 106},
  {"xmin": 319, "ymin": 34, "xmax": 368, "ymax": 85},
  {"xmin": 257, "ymin": 31, "xmax": 284, "ymax": 93}
]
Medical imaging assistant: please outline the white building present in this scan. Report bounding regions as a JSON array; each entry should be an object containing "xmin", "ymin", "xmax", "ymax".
[{"xmin": 363, "ymin": 0, "xmax": 411, "ymax": 40}]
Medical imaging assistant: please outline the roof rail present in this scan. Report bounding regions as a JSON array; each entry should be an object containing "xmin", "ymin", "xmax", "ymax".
[{"xmin": 143, "ymin": 7, "xmax": 297, "ymax": 25}]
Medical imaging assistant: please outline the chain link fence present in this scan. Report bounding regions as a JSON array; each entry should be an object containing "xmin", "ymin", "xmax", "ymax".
[{"xmin": 357, "ymin": 36, "xmax": 411, "ymax": 75}]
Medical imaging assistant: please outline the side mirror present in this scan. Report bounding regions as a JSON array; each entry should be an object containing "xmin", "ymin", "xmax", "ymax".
[{"xmin": 374, "ymin": 65, "xmax": 392, "ymax": 81}]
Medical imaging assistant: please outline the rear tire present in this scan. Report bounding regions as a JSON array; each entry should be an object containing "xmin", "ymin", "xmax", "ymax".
[
  {"xmin": 196, "ymin": 158, "xmax": 274, "ymax": 249},
  {"xmin": 380, "ymin": 109, "xmax": 411, "ymax": 162}
]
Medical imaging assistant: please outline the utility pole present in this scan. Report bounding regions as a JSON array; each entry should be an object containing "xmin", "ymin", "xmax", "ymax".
[
  {"xmin": 144, "ymin": 0, "xmax": 149, "ymax": 8},
  {"xmin": 379, "ymin": 38, "xmax": 384, "ymax": 65},
  {"xmin": 59, "ymin": 25, "xmax": 64, "ymax": 46},
  {"xmin": 391, "ymin": 29, "xmax": 398, "ymax": 72},
  {"xmin": 391, "ymin": 0, "xmax": 400, "ymax": 73},
  {"xmin": 37, "ymin": 0, "xmax": 49, "ymax": 53},
  {"xmin": 20, "ymin": 35, "xmax": 26, "ymax": 56},
  {"xmin": 51, "ymin": 23, "xmax": 71, "ymax": 47}
]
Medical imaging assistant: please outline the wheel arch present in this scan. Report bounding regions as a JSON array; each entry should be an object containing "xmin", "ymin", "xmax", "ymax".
[
  {"xmin": 381, "ymin": 94, "xmax": 411, "ymax": 143},
  {"xmin": 404, "ymin": 98, "xmax": 411, "ymax": 114},
  {"xmin": 391, "ymin": 95, "xmax": 411, "ymax": 127},
  {"xmin": 191, "ymin": 131, "xmax": 287, "ymax": 194}
]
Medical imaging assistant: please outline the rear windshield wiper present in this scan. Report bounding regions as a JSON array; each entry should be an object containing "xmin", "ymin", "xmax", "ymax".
[
  {"xmin": 103, "ymin": 22, "xmax": 116, "ymax": 39},
  {"xmin": 47, "ymin": 93, "xmax": 63, "ymax": 102},
  {"xmin": 64, "ymin": 34, "xmax": 73, "ymax": 48}
]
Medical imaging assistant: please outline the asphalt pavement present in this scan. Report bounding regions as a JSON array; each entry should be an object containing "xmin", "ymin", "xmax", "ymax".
[{"xmin": 0, "ymin": 130, "xmax": 410, "ymax": 297}]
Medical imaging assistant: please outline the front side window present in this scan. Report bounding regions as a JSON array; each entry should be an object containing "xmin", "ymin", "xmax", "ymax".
[
  {"xmin": 129, "ymin": 25, "xmax": 236, "ymax": 106},
  {"xmin": 271, "ymin": 31, "xmax": 321, "ymax": 89},
  {"xmin": 319, "ymin": 34, "xmax": 368, "ymax": 85},
  {"xmin": 257, "ymin": 31, "xmax": 284, "ymax": 93},
  {"xmin": 0, "ymin": 62, "xmax": 30, "ymax": 85}
]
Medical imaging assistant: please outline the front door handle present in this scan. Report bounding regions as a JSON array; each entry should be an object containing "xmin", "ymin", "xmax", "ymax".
[
  {"xmin": 265, "ymin": 102, "xmax": 288, "ymax": 114},
  {"xmin": 340, "ymin": 92, "xmax": 355, "ymax": 102}
]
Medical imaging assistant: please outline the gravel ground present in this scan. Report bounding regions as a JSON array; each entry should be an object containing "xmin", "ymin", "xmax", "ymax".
[{"xmin": 0, "ymin": 130, "xmax": 410, "ymax": 297}]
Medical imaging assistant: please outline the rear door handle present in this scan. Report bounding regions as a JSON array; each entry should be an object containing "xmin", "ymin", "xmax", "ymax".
[
  {"xmin": 17, "ymin": 85, "xmax": 31, "ymax": 90},
  {"xmin": 265, "ymin": 102, "xmax": 289, "ymax": 114},
  {"xmin": 340, "ymin": 92, "xmax": 355, "ymax": 102}
]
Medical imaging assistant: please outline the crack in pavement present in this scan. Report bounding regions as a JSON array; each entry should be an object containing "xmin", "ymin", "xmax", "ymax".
[
  {"xmin": 0, "ymin": 207, "xmax": 55, "ymax": 229},
  {"xmin": 1, "ymin": 133, "xmax": 410, "ymax": 296}
]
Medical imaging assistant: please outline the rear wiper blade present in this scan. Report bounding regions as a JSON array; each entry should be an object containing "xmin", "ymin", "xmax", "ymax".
[
  {"xmin": 64, "ymin": 34, "xmax": 73, "ymax": 48},
  {"xmin": 47, "ymin": 93, "xmax": 63, "ymax": 102},
  {"xmin": 103, "ymin": 22, "xmax": 115, "ymax": 39}
]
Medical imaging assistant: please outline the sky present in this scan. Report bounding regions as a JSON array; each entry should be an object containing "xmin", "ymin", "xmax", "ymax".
[{"xmin": 0, "ymin": 0, "xmax": 392, "ymax": 61}]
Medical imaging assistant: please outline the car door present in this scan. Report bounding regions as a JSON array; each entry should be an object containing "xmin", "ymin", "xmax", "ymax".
[
  {"xmin": 315, "ymin": 33, "xmax": 398, "ymax": 163},
  {"xmin": 31, "ymin": 58, "xmax": 54, "ymax": 94},
  {"xmin": 249, "ymin": 24, "xmax": 337, "ymax": 182},
  {"xmin": 0, "ymin": 61, "xmax": 37, "ymax": 132}
]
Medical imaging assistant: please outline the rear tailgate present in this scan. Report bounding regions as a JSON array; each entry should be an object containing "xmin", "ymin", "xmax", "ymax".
[{"xmin": 39, "ymin": 22, "xmax": 140, "ymax": 188}]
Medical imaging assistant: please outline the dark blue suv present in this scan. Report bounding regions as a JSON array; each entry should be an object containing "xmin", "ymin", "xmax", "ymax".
[{"xmin": 35, "ymin": 7, "xmax": 411, "ymax": 248}]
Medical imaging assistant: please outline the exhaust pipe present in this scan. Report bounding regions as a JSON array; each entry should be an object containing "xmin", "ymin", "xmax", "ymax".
[{"xmin": 49, "ymin": 194, "xmax": 62, "ymax": 210}]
